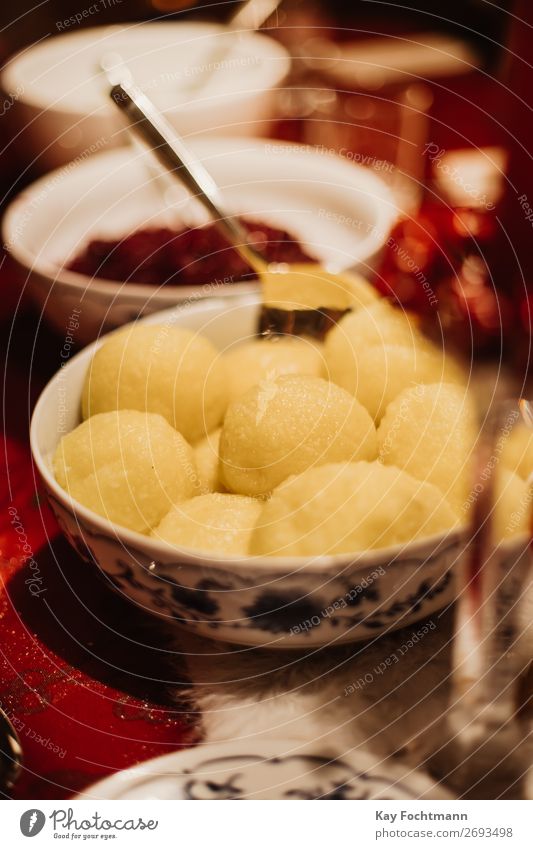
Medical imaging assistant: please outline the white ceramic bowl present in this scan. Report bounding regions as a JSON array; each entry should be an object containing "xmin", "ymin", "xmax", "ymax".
[
  {"xmin": 3, "ymin": 137, "xmax": 397, "ymax": 343},
  {"xmin": 30, "ymin": 293, "xmax": 464, "ymax": 648},
  {"xmin": 1, "ymin": 21, "xmax": 291, "ymax": 170}
]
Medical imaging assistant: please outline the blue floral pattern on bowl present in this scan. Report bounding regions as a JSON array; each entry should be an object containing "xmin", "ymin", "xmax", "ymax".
[{"xmin": 46, "ymin": 489, "xmax": 463, "ymax": 647}]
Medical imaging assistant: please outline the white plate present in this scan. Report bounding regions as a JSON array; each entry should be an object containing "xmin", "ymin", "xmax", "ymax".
[{"xmin": 78, "ymin": 738, "xmax": 454, "ymax": 800}]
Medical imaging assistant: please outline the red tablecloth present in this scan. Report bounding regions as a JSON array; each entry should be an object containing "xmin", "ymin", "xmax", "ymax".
[
  {"xmin": 0, "ymin": 269, "xmax": 198, "ymax": 799},
  {"xmin": 0, "ymin": 435, "xmax": 198, "ymax": 799}
]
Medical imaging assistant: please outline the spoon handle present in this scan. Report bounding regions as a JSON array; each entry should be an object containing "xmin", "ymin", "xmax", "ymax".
[
  {"xmin": 231, "ymin": 0, "xmax": 282, "ymax": 29},
  {"xmin": 107, "ymin": 73, "xmax": 268, "ymax": 276},
  {"xmin": 181, "ymin": 0, "xmax": 283, "ymax": 96}
]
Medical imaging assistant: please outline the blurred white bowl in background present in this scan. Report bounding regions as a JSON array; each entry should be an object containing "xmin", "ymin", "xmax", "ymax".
[{"xmin": 1, "ymin": 21, "xmax": 291, "ymax": 170}]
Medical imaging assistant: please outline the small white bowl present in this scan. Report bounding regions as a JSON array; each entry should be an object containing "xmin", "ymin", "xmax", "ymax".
[
  {"xmin": 30, "ymin": 293, "xmax": 465, "ymax": 648},
  {"xmin": 3, "ymin": 137, "xmax": 397, "ymax": 343},
  {"xmin": 1, "ymin": 21, "xmax": 291, "ymax": 170}
]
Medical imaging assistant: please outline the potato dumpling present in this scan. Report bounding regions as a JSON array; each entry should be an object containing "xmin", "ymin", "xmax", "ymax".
[
  {"xmin": 53, "ymin": 410, "xmax": 197, "ymax": 533},
  {"xmin": 501, "ymin": 422, "xmax": 533, "ymax": 481},
  {"xmin": 223, "ymin": 337, "xmax": 325, "ymax": 403},
  {"xmin": 491, "ymin": 468, "xmax": 531, "ymax": 540},
  {"xmin": 342, "ymin": 344, "xmax": 466, "ymax": 422},
  {"xmin": 324, "ymin": 301, "xmax": 424, "ymax": 389},
  {"xmin": 220, "ymin": 375, "xmax": 377, "ymax": 496},
  {"xmin": 250, "ymin": 461, "xmax": 458, "ymax": 557},
  {"xmin": 82, "ymin": 324, "xmax": 227, "ymax": 443},
  {"xmin": 194, "ymin": 428, "xmax": 224, "ymax": 494},
  {"xmin": 152, "ymin": 494, "xmax": 262, "ymax": 556},
  {"xmin": 261, "ymin": 265, "xmax": 379, "ymax": 312},
  {"xmin": 378, "ymin": 383, "xmax": 477, "ymax": 515}
]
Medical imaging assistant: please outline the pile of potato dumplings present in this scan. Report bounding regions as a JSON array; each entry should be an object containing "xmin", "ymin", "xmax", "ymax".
[{"xmin": 53, "ymin": 278, "xmax": 532, "ymax": 558}]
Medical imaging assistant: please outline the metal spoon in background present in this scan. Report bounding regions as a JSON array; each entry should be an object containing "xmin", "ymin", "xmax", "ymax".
[
  {"xmin": 102, "ymin": 57, "xmax": 359, "ymax": 339},
  {"xmin": 180, "ymin": 0, "xmax": 284, "ymax": 97},
  {"xmin": 0, "ymin": 706, "xmax": 23, "ymax": 795}
]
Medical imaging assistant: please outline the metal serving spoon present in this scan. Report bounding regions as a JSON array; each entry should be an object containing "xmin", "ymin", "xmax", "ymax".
[
  {"xmin": 180, "ymin": 0, "xmax": 284, "ymax": 97},
  {"xmin": 102, "ymin": 56, "xmax": 353, "ymax": 339},
  {"xmin": 0, "ymin": 705, "xmax": 23, "ymax": 795}
]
